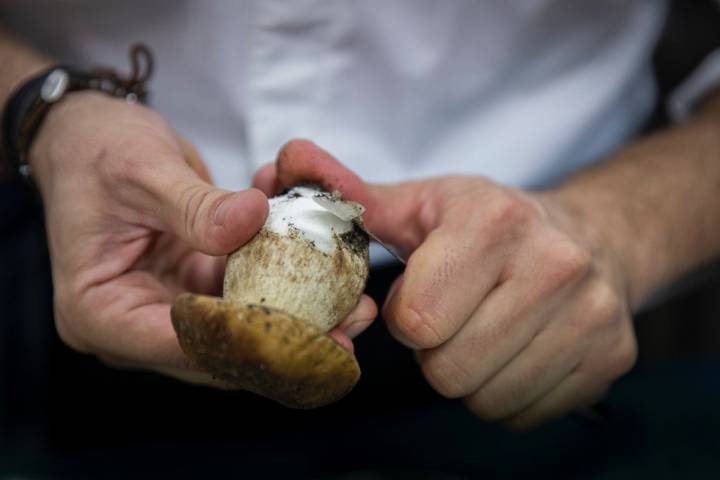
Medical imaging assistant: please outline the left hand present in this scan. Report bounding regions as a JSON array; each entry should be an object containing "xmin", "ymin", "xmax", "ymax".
[{"xmin": 255, "ymin": 139, "xmax": 638, "ymax": 429}]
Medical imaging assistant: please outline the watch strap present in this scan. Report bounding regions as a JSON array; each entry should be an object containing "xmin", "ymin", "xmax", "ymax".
[{"xmin": 1, "ymin": 44, "xmax": 153, "ymax": 181}]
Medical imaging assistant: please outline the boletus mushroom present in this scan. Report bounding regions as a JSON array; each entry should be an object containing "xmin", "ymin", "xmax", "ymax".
[{"xmin": 171, "ymin": 185, "xmax": 370, "ymax": 408}]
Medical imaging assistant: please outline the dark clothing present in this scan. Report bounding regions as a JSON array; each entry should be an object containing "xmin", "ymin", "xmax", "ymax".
[{"xmin": 2, "ymin": 176, "xmax": 720, "ymax": 480}]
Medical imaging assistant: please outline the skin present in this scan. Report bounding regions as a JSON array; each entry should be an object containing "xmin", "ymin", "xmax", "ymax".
[
  {"xmin": 254, "ymin": 102, "xmax": 720, "ymax": 428},
  {"xmin": 1, "ymin": 30, "xmax": 376, "ymax": 386},
  {"xmin": 4, "ymin": 28, "xmax": 720, "ymax": 426}
]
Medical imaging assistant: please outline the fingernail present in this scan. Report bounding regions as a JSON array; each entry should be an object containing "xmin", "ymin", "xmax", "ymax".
[{"xmin": 213, "ymin": 194, "xmax": 232, "ymax": 226}]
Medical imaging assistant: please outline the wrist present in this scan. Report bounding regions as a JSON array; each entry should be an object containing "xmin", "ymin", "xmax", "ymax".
[
  {"xmin": 2, "ymin": 44, "xmax": 154, "ymax": 184},
  {"xmin": 534, "ymin": 187, "xmax": 637, "ymax": 309},
  {"xmin": 28, "ymin": 90, "xmax": 118, "ymax": 184}
]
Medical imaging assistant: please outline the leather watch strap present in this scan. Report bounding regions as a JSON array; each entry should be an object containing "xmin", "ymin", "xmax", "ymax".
[{"xmin": 1, "ymin": 44, "xmax": 153, "ymax": 181}]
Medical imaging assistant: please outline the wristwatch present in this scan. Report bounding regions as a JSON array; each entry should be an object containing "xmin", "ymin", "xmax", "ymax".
[{"xmin": 1, "ymin": 44, "xmax": 153, "ymax": 181}]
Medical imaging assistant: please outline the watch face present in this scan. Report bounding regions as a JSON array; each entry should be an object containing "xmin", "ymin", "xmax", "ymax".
[{"xmin": 41, "ymin": 69, "xmax": 70, "ymax": 103}]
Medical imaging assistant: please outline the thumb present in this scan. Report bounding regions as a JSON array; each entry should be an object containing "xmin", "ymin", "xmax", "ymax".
[
  {"xmin": 135, "ymin": 153, "xmax": 268, "ymax": 256},
  {"xmin": 178, "ymin": 135, "xmax": 213, "ymax": 183},
  {"xmin": 275, "ymin": 139, "xmax": 438, "ymax": 252}
]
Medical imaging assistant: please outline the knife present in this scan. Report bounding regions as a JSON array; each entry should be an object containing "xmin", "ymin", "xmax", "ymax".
[{"xmin": 312, "ymin": 191, "xmax": 406, "ymax": 265}]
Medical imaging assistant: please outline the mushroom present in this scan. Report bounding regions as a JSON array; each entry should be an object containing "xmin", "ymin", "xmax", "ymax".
[{"xmin": 171, "ymin": 185, "xmax": 370, "ymax": 408}]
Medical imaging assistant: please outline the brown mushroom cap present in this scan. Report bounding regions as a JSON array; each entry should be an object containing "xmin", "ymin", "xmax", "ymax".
[{"xmin": 171, "ymin": 293, "xmax": 361, "ymax": 409}]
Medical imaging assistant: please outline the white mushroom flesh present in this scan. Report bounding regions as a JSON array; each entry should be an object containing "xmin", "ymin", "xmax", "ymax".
[{"xmin": 264, "ymin": 185, "xmax": 361, "ymax": 255}]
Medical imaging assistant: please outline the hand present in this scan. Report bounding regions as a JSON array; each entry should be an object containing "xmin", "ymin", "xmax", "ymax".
[
  {"xmin": 30, "ymin": 94, "xmax": 375, "ymax": 385},
  {"xmin": 256, "ymin": 139, "xmax": 637, "ymax": 428}
]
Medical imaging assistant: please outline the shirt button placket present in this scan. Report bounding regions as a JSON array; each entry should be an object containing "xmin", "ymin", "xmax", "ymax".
[{"xmin": 248, "ymin": 0, "xmax": 335, "ymax": 168}]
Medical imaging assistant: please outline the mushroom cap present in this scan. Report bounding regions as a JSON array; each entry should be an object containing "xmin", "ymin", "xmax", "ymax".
[{"xmin": 171, "ymin": 293, "xmax": 361, "ymax": 409}]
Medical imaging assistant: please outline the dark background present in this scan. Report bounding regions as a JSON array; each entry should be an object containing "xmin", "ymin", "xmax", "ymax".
[{"xmin": 2, "ymin": 1, "xmax": 720, "ymax": 478}]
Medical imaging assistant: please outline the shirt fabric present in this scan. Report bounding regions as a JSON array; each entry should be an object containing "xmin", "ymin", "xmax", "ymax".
[
  {"xmin": 1, "ymin": 0, "xmax": 667, "ymax": 191},
  {"xmin": 669, "ymin": 47, "xmax": 720, "ymax": 122}
]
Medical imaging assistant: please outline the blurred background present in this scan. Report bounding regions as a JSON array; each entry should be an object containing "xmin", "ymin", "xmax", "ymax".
[{"xmin": 2, "ymin": 1, "xmax": 720, "ymax": 478}]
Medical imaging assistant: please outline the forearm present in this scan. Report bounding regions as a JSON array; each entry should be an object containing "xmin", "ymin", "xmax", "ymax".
[
  {"xmin": 544, "ymin": 93, "xmax": 720, "ymax": 311},
  {"xmin": 0, "ymin": 28, "xmax": 53, "ymax": 178}
]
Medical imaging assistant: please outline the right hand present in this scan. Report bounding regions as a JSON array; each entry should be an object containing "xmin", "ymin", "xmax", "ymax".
[
  {"xmin": 257, "ymin": 140, "xmax": 635, "ymax": 428},
  {"xmin": 28, "ymin": 91, "xmax": 271, "ymax": 384}
]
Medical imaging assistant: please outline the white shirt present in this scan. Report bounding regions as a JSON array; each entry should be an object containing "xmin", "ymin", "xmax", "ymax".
[{"xmin": 1, "ymin": 0, "xmax": 667, "ymax": 190}]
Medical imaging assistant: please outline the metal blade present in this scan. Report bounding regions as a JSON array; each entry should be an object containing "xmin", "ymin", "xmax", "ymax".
[
  {"xmin": 357, "ymin": 221, "xmax": 406, "ymax": 265},
  {"xmin": 312, "ymin": 193, "xmax": 406, "ymax": 265},
  {"xmin": 312, "ymin": 192, "xmax": 365, "ymax": 221}
]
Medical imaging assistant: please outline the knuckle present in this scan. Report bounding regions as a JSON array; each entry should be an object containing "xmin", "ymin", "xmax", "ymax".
[
  {"xmin": 419, "ymin": 349, "xmax": 473, "ymax": 398},
  {"xmin": 587, "ymin": 282, "xmax": 623, "ymax": 328},
  {"xmin": 177, "ymin": 183, "xmax": 213, "ymax": 241},
  {"xmin": 570, "ymin": 281, "xmax": 623, "ymax": 337},
  {"xmin": 607, "ymin": 333, "xmax": 638, "ymax": 379},
  {"xmin": 391, "ymin": 301, "xmax": 445, "ymax": 349},
  {"xmin": 563, "ymin": 243, "xmax": 593, "ymax": 278},
  {"xmin": 484, "ymin": 190, "xmax": 534, "ymax": 233},
  {"xmin": 545, "ymin": 241, "xmax": 592, "ymax": 290},
  {"xmin": 581, "ymin": 329, "xmax": 637, "ymax": 383}
]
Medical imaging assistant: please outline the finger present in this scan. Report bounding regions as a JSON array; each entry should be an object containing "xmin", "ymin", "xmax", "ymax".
[
  {"xmin": 470, "ymin": 276, "xmax": 633, "ymax": 421},
  {"xmin": 98, "ymin": 353, "xmax": 234, "ymax": 389},
  {"xmin": 177, "ymin": 250, "xmax": 226, "ymax": 296},
  {"xmin": 252, "ymin": 162, "xmax": 282, "ymax": 196},
  {"xmin": 135, "ymin": 156, "xmax": 268, "ymax": 256},
  {"xmin": 150, "ymin": 365, "xmax": 238, "ymax": 389},
  {"xmin": 275, "ymin": 139, "xmax": 437, "ymax": 251},
  {"xmin": 95, "ymin": 300, "xmax": 190, "ymax": 370},
  {"xmin": 326, "ymin": 294, "xmax": 378, "ymax": 353},
  {"xmin": 178, "ymin": 136, "xmax": 213, "ymax": 183},
  {"xmin": 131, "ymin": 231, "xmax": 227, "ymax": 297},
  {"xmin": 326, "ymin": 329, "xmax": 355, "ymax": 353},
  {"xmin": 462, "ymin": 322, "xmax": 583, "ymax": 421},
  {"xmin": 71, "ymin": 268, "xmax": 198, "ymax": 371},
  {"xmin": 415, "ymin": 275, "xmax": 565, "ymax": 399},
  {"xmin": 335, "ymin": 294, "xmax": 378, "ymax": 339},
  {"xmin": 415, "ymin": 230, "xmax": 591, "ymax": 398},
  {"xmin": 502, "ymin": 372, "xmax": 609, "ymax": 430},
  {"xmin": 382, "ymin": 214, "xmax": 512, "ymax": 349}
]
